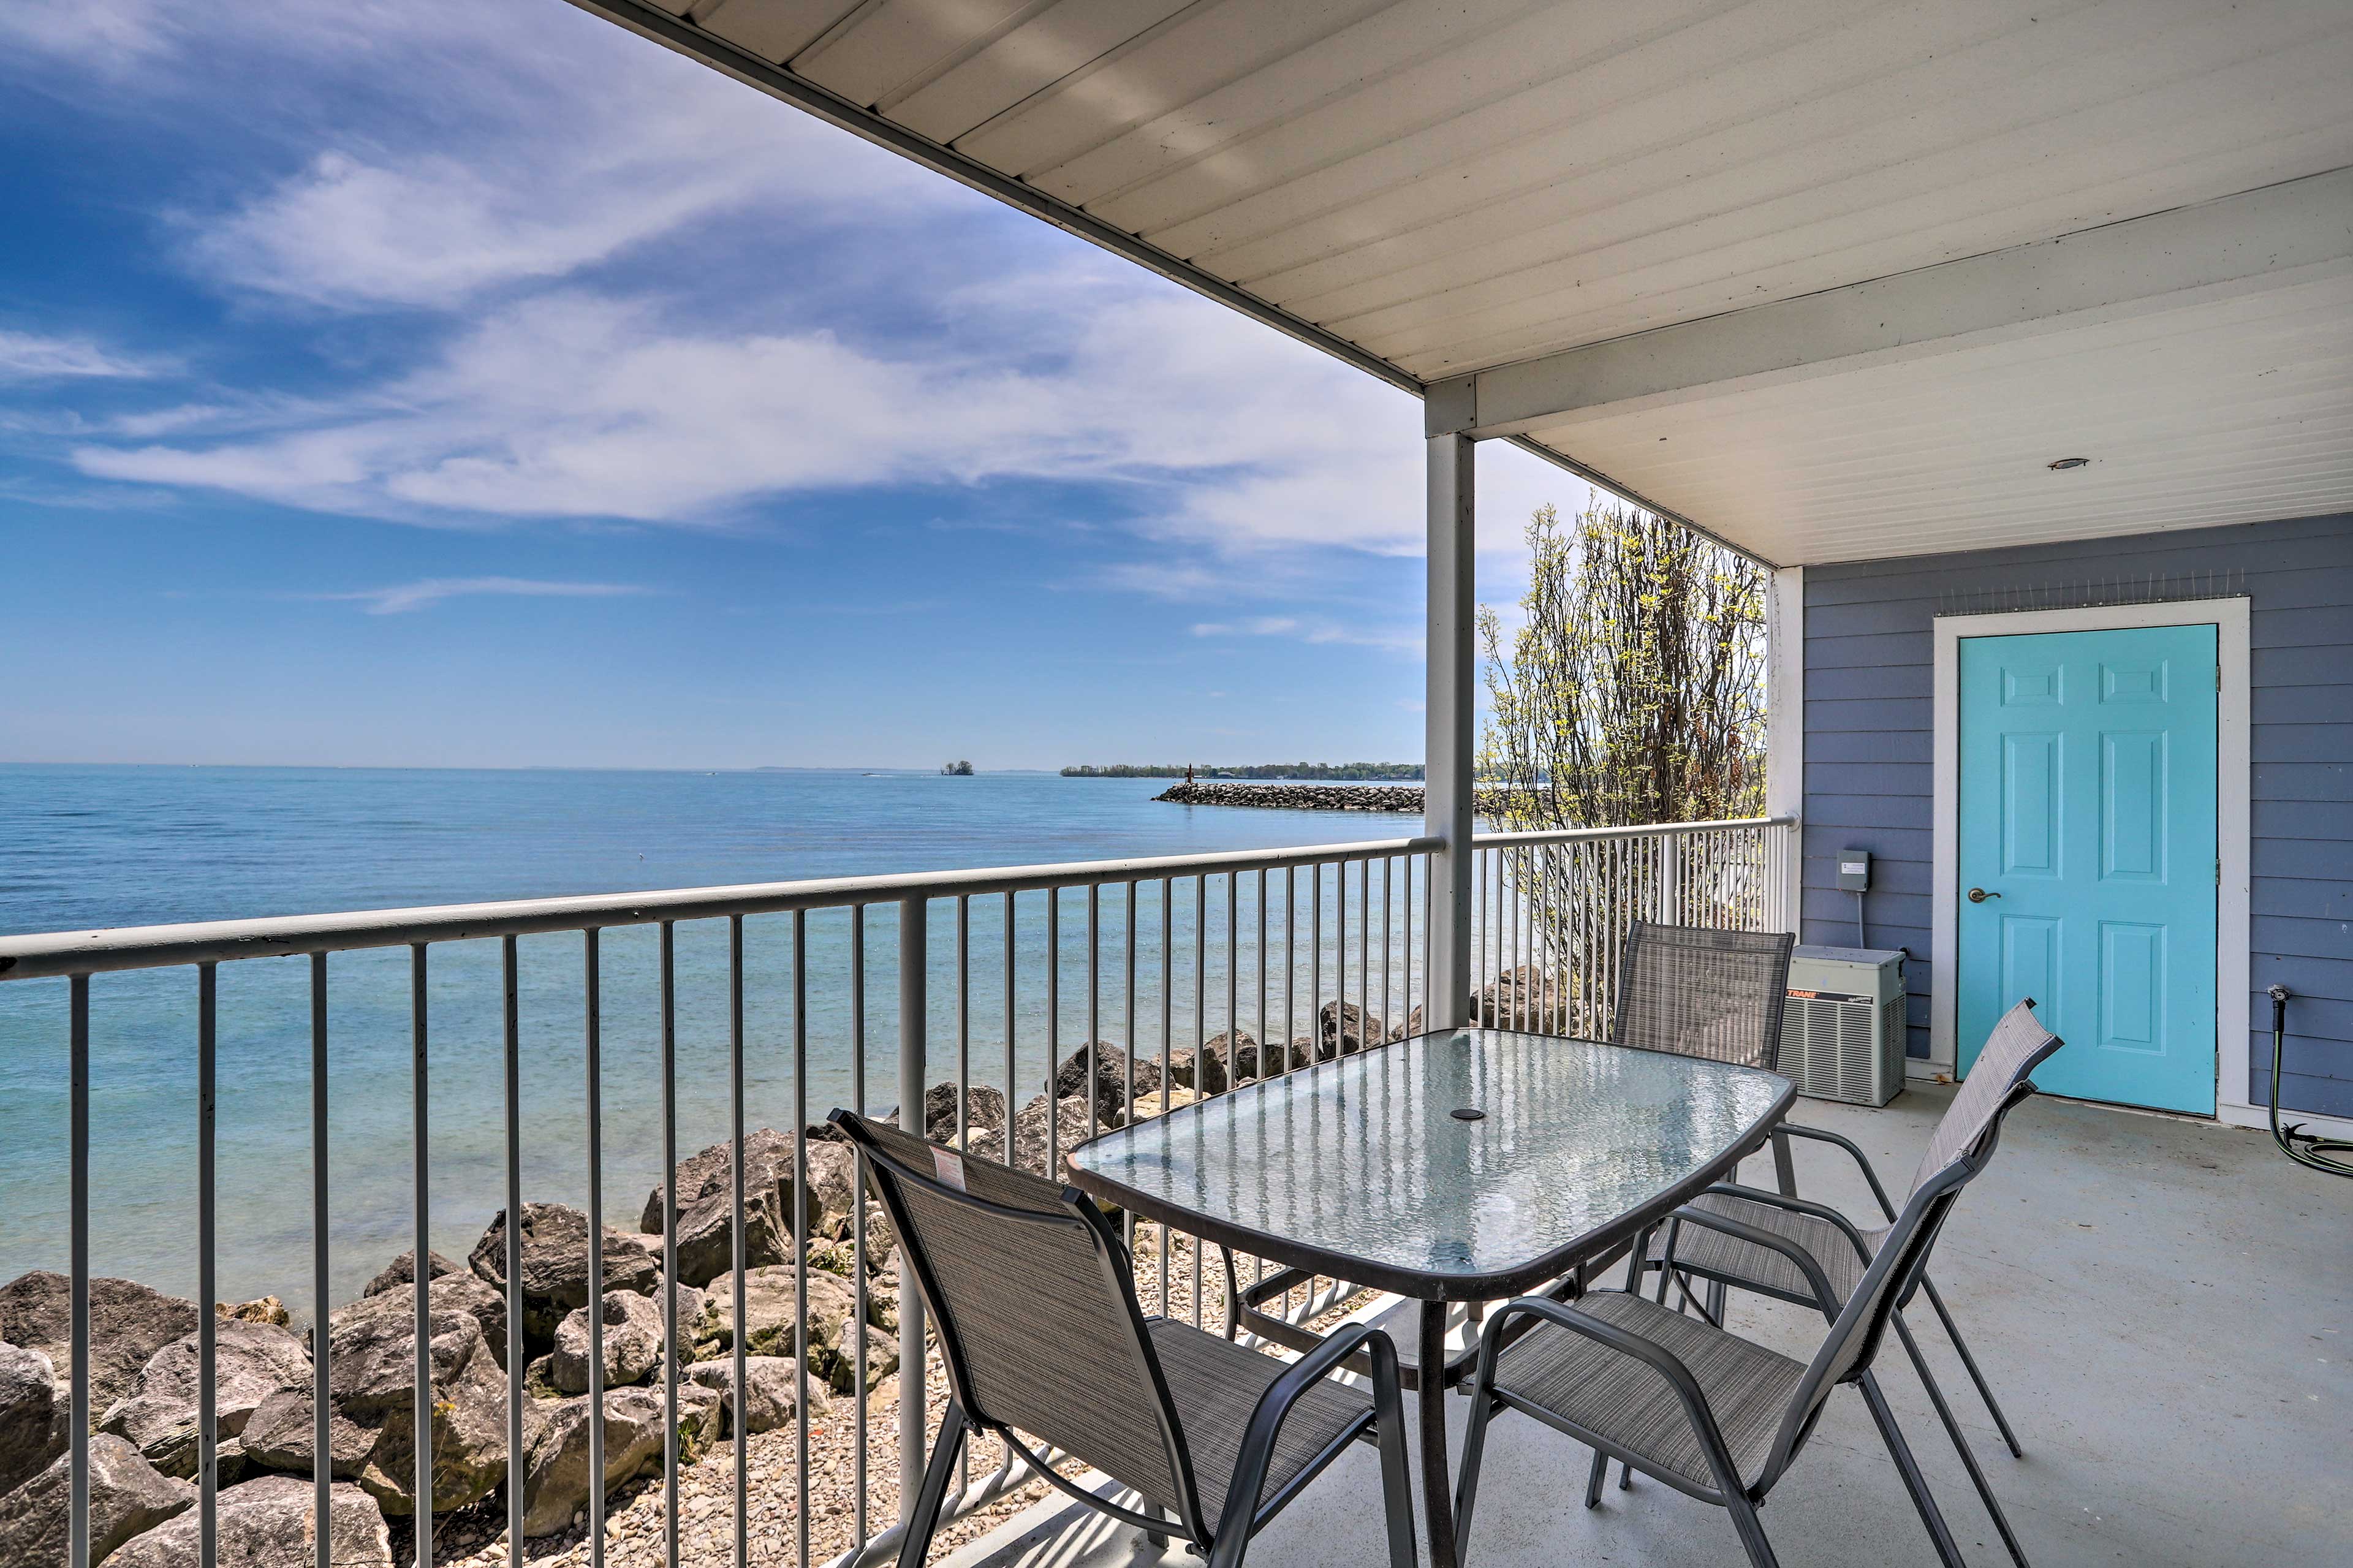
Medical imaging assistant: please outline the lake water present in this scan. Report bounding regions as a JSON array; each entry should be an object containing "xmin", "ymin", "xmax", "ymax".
[{"xmin": 0, "ymin": 765, "xmax": 1429, "ymax": 1313}]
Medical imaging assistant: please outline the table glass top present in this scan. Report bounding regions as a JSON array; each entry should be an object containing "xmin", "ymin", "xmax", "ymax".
[{"xmin": 1066, "ymin": 1029, "xmax": 1789, "ymax": 1292}]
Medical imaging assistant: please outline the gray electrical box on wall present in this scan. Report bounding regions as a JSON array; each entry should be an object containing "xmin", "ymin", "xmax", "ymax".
[{"xmin": 1837, "ymin": 849, "xmax": 1872, "ymax": 892}]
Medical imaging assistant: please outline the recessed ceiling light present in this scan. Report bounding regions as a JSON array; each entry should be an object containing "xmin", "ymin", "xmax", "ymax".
[{"xmin": 2047, "ymin": 456, "xmax": 2091, "ymax": 471}]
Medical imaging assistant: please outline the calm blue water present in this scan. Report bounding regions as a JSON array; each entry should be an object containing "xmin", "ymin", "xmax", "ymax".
[{"xmin": 0, "ymin": 765, "xmax": 1427, "ymax": 1314}]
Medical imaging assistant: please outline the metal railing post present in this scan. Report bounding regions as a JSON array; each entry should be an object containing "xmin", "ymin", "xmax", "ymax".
[
  {"xmin": 1425, "ymin": 430, "xmax": 1476, "ymax": 1026},
  {"xmin": 1657, "ymin": 831, "xmax": 1682, "ymax": 925},
  {"xmin": 896, "ymin": 896, "xmax": 928, "ymax": 1521}
]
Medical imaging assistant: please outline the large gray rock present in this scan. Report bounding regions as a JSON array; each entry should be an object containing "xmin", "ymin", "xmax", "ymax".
[
  {"xmin": 1053, "ymin": 1045, "xmax": 1161, "ymax": 1131},
  {"xmin": 342, "ymin": 1269, "xmax": 506, "ymax": 1372},
  {"xmin": 642, "ymin": 1130, "xmax": 821, "ymax": 1288},
  {"xmin": 683, "ymin": 1356, "xmax": 827, "ymax": 1437},
  {"xmin": 0, "ymin": 1342, "xmax": 61, "ymax": 1497},
  {"xmin": 0, "ymin": 1273, "xmax": 200, "ymax": 1423},
  {"xmin": 518, "ymin": 1384, "xmax": 720, "ymax": 1538},
  {"xmin": 692, "ymin": 1268, "xmax": 862, "ymax": 1363},
  {"xmin": 108, "ymin": 1474, "xmax": 392, "ymax": 1568},
  {"xmin": 1171, "ymin": 1030, "xmax": 1311, "ymax": 1094},
  {"xmin": 99, "ymin": 1319, "xmax": 310, "ymax": 1480},
  {"xmin": 466, "ymin": 1204, "xmax": 658, "ymax": 1352},
  {"xmin": 804, "ymin": 1141, "xmax": 860, "ymax": 1241},
  {"xmin": 548, "ymin": 1291, "xmax": 689, "ymax": 1396},
  {"xmin": 826, "ymin": 1325, "xmax": 899, "ymax": 1398},
  {"xmin": 1317, "ymin": 1001, "xmax": 1385, "ymax": 1058},
  {"xmin": 238, "ymin": 1279, "xmax": 506, "ymax": 1517},
  {"xmin": 1168, "ymin": 1032, "xmax": 1236, "ymax": 1095},
  {"xmin": 966, "ymin": 1095, "xmax": 1094, "ymax": 1178},
  {"xmin": 360, "ymin": 1251, "xmax": 462, "ymax": 1300},
  {"xmin": 1472, "ymin": 969, "xmax": 1544, "ymax": 1028},
  {"xmin": 0, "ymin": 1433, "xmax": 193, "ymax": 1566},
  {"xmin": 916, "ymin": 1081, "xmax": 1007, "ymax": 1140}
]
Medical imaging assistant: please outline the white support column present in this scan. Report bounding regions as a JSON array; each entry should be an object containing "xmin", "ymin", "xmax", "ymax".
[
  {"xmin": 1425, "ymin": 433, "xmax": 1476, "ymax": 1025},
  {"xmin": 1765, "ymin": 566, "xmax": 1806, "ymax": 934}
]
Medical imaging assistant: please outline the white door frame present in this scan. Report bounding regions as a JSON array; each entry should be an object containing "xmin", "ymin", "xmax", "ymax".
[{"xmin": 1930, "ymin": 599, "xmax": 2253, "ymax": 1121}]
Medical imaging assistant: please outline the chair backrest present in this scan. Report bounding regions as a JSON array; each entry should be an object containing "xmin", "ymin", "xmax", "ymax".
[
  {"xmin": 1903, "ymin": 998, "xmax": 2061, "ymax": 1203},
  {"xmin": 831, "ymin": 1111, "xmax": 1206, "ymax": 1534},
  {"xmin": 1608, "ymin": 922, "xmax": 1795, "ymax": 1070},
  {"xmin": 1758, "ymin": 1001, "xmax": 2061, "ymax": 1487}
]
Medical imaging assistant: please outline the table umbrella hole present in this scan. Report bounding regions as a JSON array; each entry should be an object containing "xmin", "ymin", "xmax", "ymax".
[{"xmin": 1450, "ymin": 1107, "xmax": 1485, "ymax": 1121}]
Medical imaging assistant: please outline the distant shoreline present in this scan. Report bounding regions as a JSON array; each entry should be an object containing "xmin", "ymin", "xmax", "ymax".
[{"xmin": 1064, "ymin": 762, "xmax": 1421, "ymax": 781}]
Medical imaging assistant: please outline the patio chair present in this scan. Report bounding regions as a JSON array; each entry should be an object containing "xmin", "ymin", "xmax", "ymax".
[
  {"xmin": 1609, "ymin": 921, "xmax": 1797, "ymax": 1069},
  {"xmin": 829, "ymin": 1109, "xmax": 1418, "ymax": 1568},
  {"xmin": 1452, "ymin": 1004, "xmax": 2061, "ymax": 1568},
  {"xmin": 1564, "ymin": 920, "xmax": 1794, "ymax": 1324},
  {"xmin": 1612, "ymin": 998, "xmax": 2063, "ymax": 1566}
]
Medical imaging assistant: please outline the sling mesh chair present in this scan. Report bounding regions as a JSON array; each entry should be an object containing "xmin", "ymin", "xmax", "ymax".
[
  {"xmin": 1563, "ymin": 920, "xmax": 1794, "ymax": 1320},
  {"xmin": 830, "ymin": 1110, "xmax": 1417, "ymax": 1568},
  {"xmin": 1631, "ymin": 999, "xmax": 2063, "ymax": 1567},
  {"xmin": 1451, "ymin": 1007, "xmax": 2061, "ymax": 1568},
  {"xmin": 1610, "ymin": 921, "xmax": 1797, "ymax": 1070}
]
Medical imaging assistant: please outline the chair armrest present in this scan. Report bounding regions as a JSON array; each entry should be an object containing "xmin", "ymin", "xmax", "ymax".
[
  {"xmin": 1662, "ymin": 1203, "xmax": 1843, "ymax": 1317},
  {"xmin": 1776, "ymin": 1123, "xmax": 1900, "ymax": 1221},
  {"xmin": 1697, "ymin": 1183, "xmax": 1879, "ymax": 1262},
  {"xmin": 1219, "ymin": 1322, "xmax": 1397, "ymax": 1541},
  {"xmin": 1477, "ymin": 1295, "xmax": 1750, "ymax": 1498}
]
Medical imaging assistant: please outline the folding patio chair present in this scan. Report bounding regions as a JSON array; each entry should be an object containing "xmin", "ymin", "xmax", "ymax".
[
  {"xmin": 1618, "ymin": 998, "xmax": 2063, "ymax": 1566},
  {"xmin": 1571, "ymin": 920, "xmax": 1793, "ymax": 1324},
  {"xmin": 1452, "ymin": 1004, "xmax": 2061, "ymax": 1568},
  {"xmin": 1609, "ymin": 920, "xmax": 1797, "ymax": 1070},
  {"xmin": 830, "ymin": 1110, "xmax": 1417, "ymax": 1568}
]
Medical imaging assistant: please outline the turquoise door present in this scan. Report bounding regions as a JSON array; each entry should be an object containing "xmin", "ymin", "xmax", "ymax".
[{"xmin": 1956, "ymin": 625, "xmax": 2218, "ymax": 1113}]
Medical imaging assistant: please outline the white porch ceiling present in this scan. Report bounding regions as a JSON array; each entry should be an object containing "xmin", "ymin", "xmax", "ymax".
[{"xmin": 579, "ymin": 0, "xmax": 2353, "ymax": 565}]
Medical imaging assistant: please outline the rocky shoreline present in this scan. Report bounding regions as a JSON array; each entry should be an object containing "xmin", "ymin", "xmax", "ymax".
[
  {"xmin": 1154, "ymin": 780, "xmax": 1425, "ymax": 812},
  {"xmin": 0, "ymin": 1070, "xmax": 1186, "ymax": 1566},
  {"xmin": 0, "ymin": 975, "xmax": 1548, "ymax": 1567},
  {"xmin": 1154, "ymin": 781, "xmax": 1510, "ymax": 814}
]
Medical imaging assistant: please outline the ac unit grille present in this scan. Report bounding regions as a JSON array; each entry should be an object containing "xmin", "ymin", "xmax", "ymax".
[{"xmin": 1780, "ymin": 991, "xmax": 1905, "ymax": 1106}]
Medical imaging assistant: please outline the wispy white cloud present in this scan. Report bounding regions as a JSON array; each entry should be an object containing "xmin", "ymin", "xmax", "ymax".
[
  {"xmin": 308, "ymin": 576, "xmax": 652, "ymax": 615},
  {"xmin": 27, "ymin": 0, "xmax": 1590, "ymax": 581},
  {"xmin": 66, "ymin": 273, "xmax": 1559, "ymax": 562},
  {"xmin": 1191, "ymin": 615, "xmax": 1420, "ymax": 653},
  {"xmin": 0, "ymin": 0, "xmax": 178, "ymax": 69},
  {"xmin": 184, "ymin": 121, "xmax": 942, "ymax": 311},
  {"xmin": 1192, "ymin": 616, "xmax": 1302, "ymax": 637},
  {"xmin": 0, "ymin": 328, "xmax": 164, "ymax": 381}
]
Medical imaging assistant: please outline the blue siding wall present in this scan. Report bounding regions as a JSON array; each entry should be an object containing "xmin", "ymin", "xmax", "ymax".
[{"xmin": 1800, "ymin": 512, "xmax": 2352, "ymax": 1118}]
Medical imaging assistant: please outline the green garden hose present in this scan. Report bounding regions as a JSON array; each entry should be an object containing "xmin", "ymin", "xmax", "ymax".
[{"xmin": 2267, "ymin": 985, "xmax": 2353, "ymax": 1179}]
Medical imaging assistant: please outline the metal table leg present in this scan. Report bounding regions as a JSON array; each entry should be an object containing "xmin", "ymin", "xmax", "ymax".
[
  {"xmin": 1771, "ymin": 1125, "xmax": 1798, "ymax": 1197},
  {"xmin": 1417, "ymin": 1299, "xmax": 1460, "ymax": 1568}
]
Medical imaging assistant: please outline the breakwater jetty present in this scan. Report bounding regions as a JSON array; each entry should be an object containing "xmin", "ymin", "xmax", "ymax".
[{"xmin": 1155, "ymin": 780, "xmax": 1425, "ymax": 812}]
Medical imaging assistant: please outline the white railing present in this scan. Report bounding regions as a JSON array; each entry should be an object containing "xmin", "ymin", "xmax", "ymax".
[
  {"xmin": 0, "ymin": 817, "xmax": 1792, "ymax": 1568},
  {"xmin": 1469, "ymin": 816, "xmax": 1800, "ymax": 1042}
]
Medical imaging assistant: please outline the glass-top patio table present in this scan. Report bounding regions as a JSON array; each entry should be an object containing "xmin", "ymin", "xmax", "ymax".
[{"xmin": 1066, "ymin": 1026, "xmax": 1794, "ymax": 1568}]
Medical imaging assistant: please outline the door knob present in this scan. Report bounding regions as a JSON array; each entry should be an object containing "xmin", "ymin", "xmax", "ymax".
[{"xmin": 1967, "ymin": 887, "xmax": 2001, "ymax": 903}]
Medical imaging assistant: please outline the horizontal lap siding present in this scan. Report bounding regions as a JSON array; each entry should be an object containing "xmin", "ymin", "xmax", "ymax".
[{"xmin": 1799, "ymin": 513, "xmax": 2353, "ymax": 1116}]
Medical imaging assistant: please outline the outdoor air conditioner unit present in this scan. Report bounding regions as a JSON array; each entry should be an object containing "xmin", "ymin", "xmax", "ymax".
[{"xmin": 1780, "ymin": 945, "xmax": 1908, "ymax": 1107}]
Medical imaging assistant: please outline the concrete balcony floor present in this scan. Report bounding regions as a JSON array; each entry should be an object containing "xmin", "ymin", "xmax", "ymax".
[{"xmin": 944, "ymin": 1081, "xmax": 2349, "ymax": 1568}]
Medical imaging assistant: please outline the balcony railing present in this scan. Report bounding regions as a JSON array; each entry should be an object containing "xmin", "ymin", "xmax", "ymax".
[{"xmin": 0, "ymin": 816, "xmax": 1792, "ymax": 1568}]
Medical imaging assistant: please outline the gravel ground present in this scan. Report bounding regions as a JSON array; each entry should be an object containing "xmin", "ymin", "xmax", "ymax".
[{"xmin": 418, "ymin": 1226, "xmax": 1373, "ymax": 1568}]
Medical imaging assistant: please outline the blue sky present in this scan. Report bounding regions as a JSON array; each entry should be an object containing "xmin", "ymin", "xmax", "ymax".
[{"xmin": 0, "ymin": 0, "xmax": 1583, "ymax": 771}]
